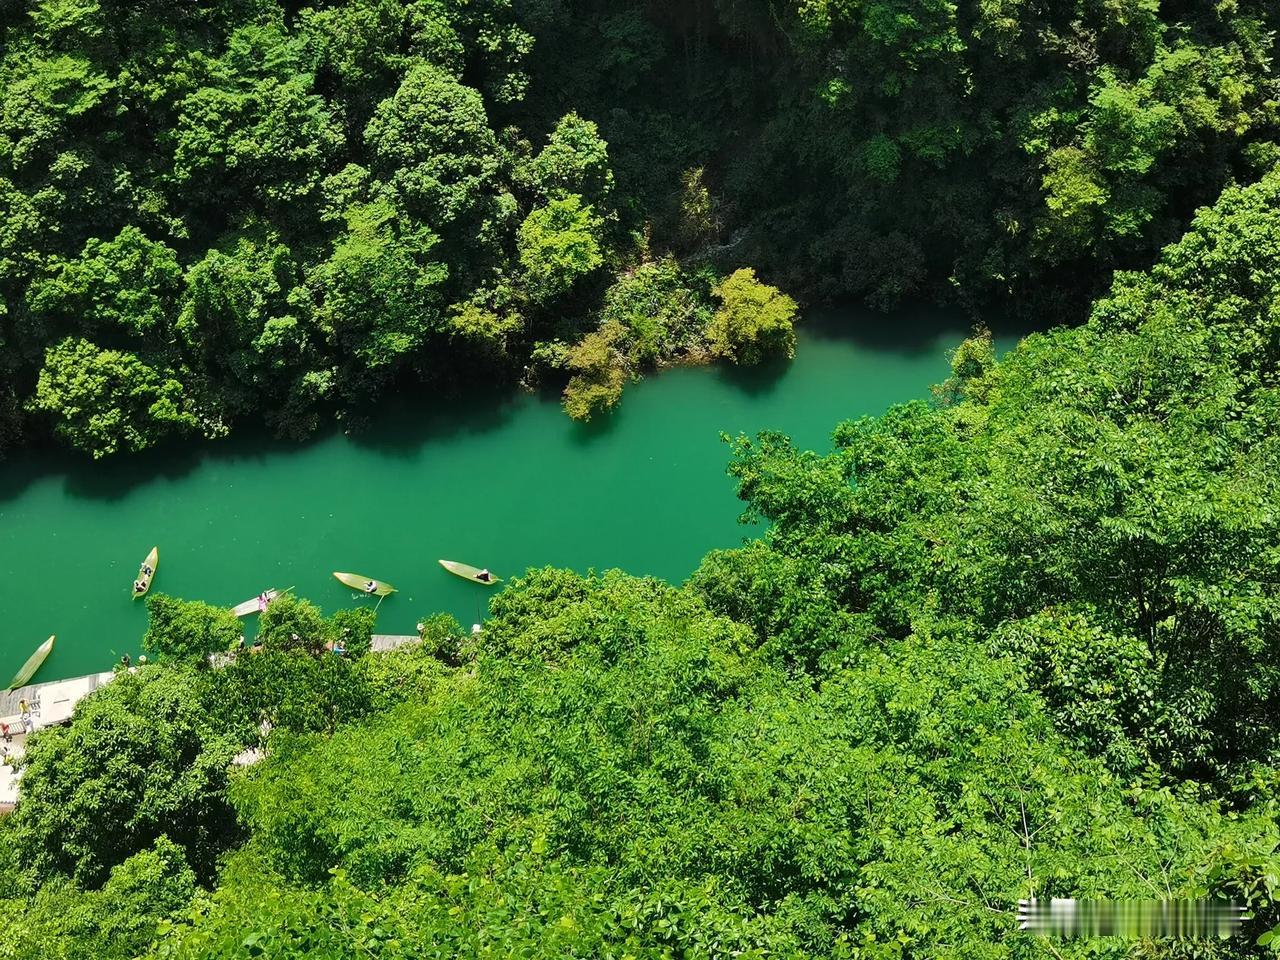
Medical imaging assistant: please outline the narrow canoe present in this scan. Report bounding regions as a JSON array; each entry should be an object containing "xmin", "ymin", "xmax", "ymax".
[
  {"xmin": 438, "ymin": 559, "xmax": 502, "ymax": 585},
  {"xmin": 333, "ymin": 572, "xmax": 396, "ymax": 597},
  {"xmin": 132, "ymin": 546, "xmax": 159, "ymax": 599},
  {"xmin": 7, "ymin": 636, "xmax": 54, "ymax": 691},
  {"xmin": 232, "ymin": 588, "xmax": 285, "ymax": 617}
]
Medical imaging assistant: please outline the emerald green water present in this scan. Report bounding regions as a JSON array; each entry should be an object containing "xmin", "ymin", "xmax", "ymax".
[{"xmin": 0, "ymin": 312, "xmax": 981, "ymax": 682}]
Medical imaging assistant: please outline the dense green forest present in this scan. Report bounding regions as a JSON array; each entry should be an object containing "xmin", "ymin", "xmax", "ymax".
[
  {"xmin": 5, "ymin": 159, "xmax": 1280, "ymax": 956},
  {"xmin": 6, "ymin": 0, "xmax": 1280, "ymax": 956},
  {"xmin": 4, "ymin": 0, "xmax": 1280, "ymax": 454}
]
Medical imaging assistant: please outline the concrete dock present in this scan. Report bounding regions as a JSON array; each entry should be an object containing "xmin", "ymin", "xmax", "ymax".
[
  {"xmin": 0, "ymin": 670, "xmax": 117, "ymax": 810},
  {"xmin": 0, "ymin": 670, "xmax": 115, "ymax": 727},
  {"xmin": 371, "ymin": 634, "xmax": 420, "ymax": 652}
]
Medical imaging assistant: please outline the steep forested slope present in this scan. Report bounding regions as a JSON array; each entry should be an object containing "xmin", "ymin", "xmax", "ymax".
[
  {"xmin": 520, "ymin": 0, "xmax": 1280, "ymax": 306},
  {"xmin": 4, "ymin": 0, "xmax": 1279, "ymax": 456},
  {"xmin": 0, "ymin": 0, "xmax": 797, "ymax": 456}
]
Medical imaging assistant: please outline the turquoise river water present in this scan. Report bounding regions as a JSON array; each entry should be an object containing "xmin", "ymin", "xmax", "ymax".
[{"xmin": 0, "ymin": 311, "xmax": 993, "ymax": 682}]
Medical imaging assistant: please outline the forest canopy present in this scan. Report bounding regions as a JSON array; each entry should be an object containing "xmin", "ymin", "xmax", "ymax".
[{"xmin": 0, "ymin": 0, "xmax": 810, "ymax": 456}]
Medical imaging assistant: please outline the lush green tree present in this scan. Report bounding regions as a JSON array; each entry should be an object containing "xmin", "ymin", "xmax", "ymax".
[
  {"xmin": 329, "ymin": 606, "xmax": 375, "ymax": 658},
  {"xmin": 723, "ymin": 169, "xmax": 1280, "ymax": 784},
  {"xmin": 444, "ymin": 292, "xmax": 524, "ymax": 357},
  {"xmin": 9, "ymin": 668, "xmax": 238, "ymax": 888},
  {"xmin": 26, "ymin": 226, "xmax": 182, "ymax": 342},
  {"xmin": 526, "ymin": 112, "xmax": 614, "ymax": 205},
  {"xmin": 517, "ymin": 194, "xmax": 605, "ymax": 304},
  {"xmin": 4, "ymin": 0, "xmax": 1280, "ymax": 460},
  {"xmin": 143, "ymin": 595, "xmax": 243, "ymax": 665},
  {"xmin": 363, "ymin": 63, "xmax": 502, "ymax": 231},
  {"xmin": 256, "ymin": 594, "xmax": 330, "ymax": 657},
  {"xmin": 297, "ymin": 0, "xmax": 432, "ymax": 131},
  {"xmin": 562, "ymin": 319, "xmax": 628, "ymax": 420},
  {"xmin": 1035, "ymin": 44, "xmax": 1269, "ymax": 263},
  {"xmin": 675, "ymin": 167, "xmax": 721, "ymax": 250},
  {"xmin": 690, "ymin": 541, "xmax": 869, "ymax": 673},
  {"xmin": 0, "ymin": 838, "xmax": 196, "ymax": 960},
  {"xmin": 707, "ymin": 268, "xmax": 798, "ymax": 364},
  {"xmin": 412, "ymin": 611, "xmax": 467, "ymax": 665},
  {"xmin": 308, "ymin": 198, "xmax": 448, "ymax": 399},
  {"xmin": 599, "ymin": 257, "xmax": 712, "ymax": 364},
  {"xmin": 29, "ymin": 338, "xmax": 208, "ymax": 458},
  {"xmin": 218, "ymin": 649, "xmax": 375, "ymax": 735},
  {"xmin": 176, "ymin": 227, "xmax": 303, "ymax": 418},
  {"xmin": 128, "ymin": 570, "xmax": 1280, "ymax": 958},
  {"xmin": 172, "ymin": 23, "xmax": 343, "ymax": 212}
]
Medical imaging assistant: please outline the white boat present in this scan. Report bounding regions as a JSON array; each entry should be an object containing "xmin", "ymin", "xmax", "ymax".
[{"xmin": 231, "ymin": 588, "xmax": 286, "ymax": 617}]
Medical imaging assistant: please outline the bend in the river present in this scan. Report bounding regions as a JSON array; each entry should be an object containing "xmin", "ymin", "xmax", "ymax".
[{"xmin": 0, "ymin": 308, "xmax": 1010, "ymax": 682}]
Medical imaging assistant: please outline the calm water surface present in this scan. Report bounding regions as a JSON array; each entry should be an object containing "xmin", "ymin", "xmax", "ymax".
[{"xmin": 0, "ymin": 311, "xmax": 987, "ymax": 681}]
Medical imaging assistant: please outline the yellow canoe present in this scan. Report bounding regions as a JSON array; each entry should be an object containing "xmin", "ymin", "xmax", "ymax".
[
  {"xmin": 132, "ymin": 546, "xmax": 158, "ymax": 599},
  {"xmin": 7, "ymin": 635, "xmax": 53, "ymax": 690},
  {"xmin": 333, "ymin": 572, "xmax": 395, "ymax": 597},
  {"xmin": 438, "ymin": 559, "xmax": 501, "ymax": 585}
]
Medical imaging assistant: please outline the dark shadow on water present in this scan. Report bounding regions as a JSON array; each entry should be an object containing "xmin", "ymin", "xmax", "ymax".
[
  {"xmin": 805, "ymin": 300, "xmax": 1043, "ymax": 356},
  {"xmin": 712, "ymin": 353, "xmax": 791, "ymax": 398},
  {"xmin": 0, "ymin": 436, "xmax": 211, "ymax": 505},
  {"xmin": 0, "ymin": 303, "xmax": 1035, "ymax": 503},
  {"xmin": 62, "ymin": 443, "xmax": 205, "ymax": 502},
  {"xmin": 0, "ymin": 378, "xmax": 538, "ymax": 503},
  {"xmin": 568, "ymin": 400, "xmax": 624, "ymax": 446},
  {"xmin": 58, "ymin": 410, "xmax": 352, "ymax": 502},
  {"xmin": 347, "ymin": 380, "xmax": 528, "ymax": 460},
  {"xmin": 0, "ymin": 446, "xmax": 72, "ymax": 506}
]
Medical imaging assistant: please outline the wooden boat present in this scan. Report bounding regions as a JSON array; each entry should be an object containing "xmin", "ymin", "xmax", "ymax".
[
  {"xmin": 132, "ymin": 546, "xmax": 158, "ymax": 599},
  {"xmin": 7, "ymin": 636, "xmax": 54, "ymax": 690},
  {"xmin": 333, "ymin": 572, "xmax": 396, "ymax": 597},
  {"xmin": 231, "ymin": 587, "xmax": 290, "ymax": 617},
  {"xmin": 438, "ymin": 559, "xmax": 501, "ymax": 585}
]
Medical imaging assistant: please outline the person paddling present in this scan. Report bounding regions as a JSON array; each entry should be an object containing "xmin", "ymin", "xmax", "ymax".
[{"xmin": 476, "ymin": 569, "xmax": 492, "ymax": 583}]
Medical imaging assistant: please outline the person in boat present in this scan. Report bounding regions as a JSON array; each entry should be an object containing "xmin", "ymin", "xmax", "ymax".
[
  {"xmin": 364, "ymin": 580, "xmax": 378, "ymax": 593},
  {"xmin": 142, "ymin": 564, "xmax": 153, "ymax": 576},
  {"xmin": 134, "ymin": 579, "xmax": 145, "ymax": 593},
  {"xmin": 476, "ymin": 569, "xmax": 492, "ymax": 582}
]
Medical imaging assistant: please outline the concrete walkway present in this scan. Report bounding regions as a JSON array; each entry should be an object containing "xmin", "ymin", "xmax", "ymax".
[
  {"xmin": 0, "ymin": 633, "xmax": 427, "ymax": 809},
  {"xmin": 371, "ymin": 634, "xmax": 420, "ymax": 652}
]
